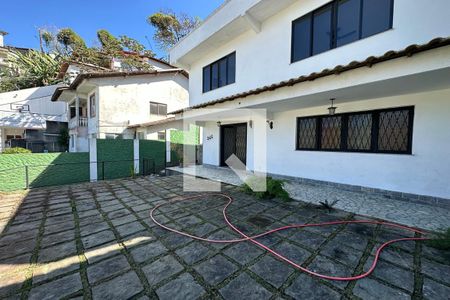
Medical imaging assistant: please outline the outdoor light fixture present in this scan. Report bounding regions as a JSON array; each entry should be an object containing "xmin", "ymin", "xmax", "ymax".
[
  {"xmin": 217, "ymin": 121, "xmax": 221, "ymax": 127},
  {"xmin": 266, "ymin": 120, "xmax": 274, "ymax": 130},
  {"xmin": 328, "ymin": 98, "xmax": 337, "ymax": 115}
]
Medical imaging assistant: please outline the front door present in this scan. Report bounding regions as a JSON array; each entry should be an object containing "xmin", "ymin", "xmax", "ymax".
[{"xmin": 220, "ymin": 123, "xmax": 247, "ymax": 166}]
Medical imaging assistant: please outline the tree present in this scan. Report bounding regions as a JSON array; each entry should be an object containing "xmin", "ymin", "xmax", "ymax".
[
  {"xmin": 0, "ymin": 50, "xmax": 61, "ymax": 92},
  {"xmin": 56, "ymin": 28, "xmax": 87, "ymax": 55},
  {"xmin": 97, "ymin": 29, "xmax": 122, "ymax": 53},
  {"xmin": 147, "ymin": 10, "xmax": 200, "ymax": 52}
]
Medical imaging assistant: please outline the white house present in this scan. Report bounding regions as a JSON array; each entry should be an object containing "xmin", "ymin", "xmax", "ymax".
[
  {"xmin": 164, "ymin": 0, "xmax": 450, "ymax": 201},
  {"xmin": 0, "ymin": 85, "xmax": 67, "ymax": 152},
  {"xmin": 51, "ymin": 60, "xmax": 189, "ymax": 152}
]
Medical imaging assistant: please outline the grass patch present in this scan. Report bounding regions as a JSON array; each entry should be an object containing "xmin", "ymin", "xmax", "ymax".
[
  {"xmin": 241, "ymin": 176, "xmax": 291, "ymax": 202},
  {"xmin": 426, "ymin": 228, "xmax": 450, "ymax": 250}
]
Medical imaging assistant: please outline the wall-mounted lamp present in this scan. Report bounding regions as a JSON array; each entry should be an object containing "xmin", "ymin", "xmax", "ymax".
[
  {"xmin": 217, "ymin": 121, "xmax": 221, "ymax": 127},
  {"xmin": 266, "ymin": 120, "xmax": 274, "ymax": 130},
  {"xmin": 328, "ymin": 98, "xmax": 337, "ymax": 115}
]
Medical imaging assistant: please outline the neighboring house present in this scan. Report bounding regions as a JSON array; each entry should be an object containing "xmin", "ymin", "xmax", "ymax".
[
  {"xmin": 0, "ymin": 31, "xmax": 31, "ymax": 72},
  {"xmin": 0, "ymin": 85, "xmax": 68, "ymax": 152},
  {"xmin": 165, "ymin": 0, "xmax": 450, "ymax": 200},
  {"xmin": 51, "ymin": 60, "xmax": 189, "ymax": 152}
]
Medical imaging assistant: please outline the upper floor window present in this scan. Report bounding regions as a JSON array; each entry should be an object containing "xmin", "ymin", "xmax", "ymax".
[
  {"xmin": 89, "ymin": 93, "xmax": 96, "ymax": 118},
  {"xmin": 296, "ymin": 106, "xmax": 413, "ymax": 154},
  {"xmin": 150, "ymin": 101, "xmax": 167, "ymax": 116},
  {"xmin": 203, "ymin": 52, "xmax": 236, "ymax": 93},
  {"xmin": 291, "ymin": 0, "xmax": 394, "ymax": 62}
]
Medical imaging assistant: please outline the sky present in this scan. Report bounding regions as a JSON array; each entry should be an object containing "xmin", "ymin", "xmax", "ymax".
[{"xmin": 1, "ymin": 0, "xmax": 224, "ymax": 58}]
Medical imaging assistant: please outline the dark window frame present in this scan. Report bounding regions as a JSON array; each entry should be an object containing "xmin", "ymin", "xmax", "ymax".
[
  {"xmin": 149, "ymin": 101, "xmax": 168, "ymax": 117},
  {"xmin": 291, "ymin": 0, "xmax": 394, "ymax": 63},
  {"xmin": 296, "ymin": 106, "xmax": 414, "ymax": 154},
  {"xmin": 203, "ymin": 52, "xmax": 236, "ymax": 93}
]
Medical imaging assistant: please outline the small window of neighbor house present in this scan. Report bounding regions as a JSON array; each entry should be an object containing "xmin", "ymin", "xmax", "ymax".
[
  {"xmin": 149, "ymin": 102, "xmax": 167, "ymax": 116},
  {"xmin": 89, "ymin": 93, "xmax": 96, "ymax": 118},
  {"xmin": 157, "ymin": 131, "xmax": 166, "ymax": 141}
]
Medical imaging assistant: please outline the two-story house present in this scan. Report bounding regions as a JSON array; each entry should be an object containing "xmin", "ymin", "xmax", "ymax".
[
  {"xmin": 166, "ymin": 0, "xmax": 450, "ymax": 201},
  {"xmin": 51, "ymin": 58, "xmax": 189, "ymax": 152}
]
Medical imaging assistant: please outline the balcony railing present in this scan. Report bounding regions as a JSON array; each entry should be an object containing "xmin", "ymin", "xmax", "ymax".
[{"xmin": 69, "ymin": 117, "xmax": 88, "ymax": 129}]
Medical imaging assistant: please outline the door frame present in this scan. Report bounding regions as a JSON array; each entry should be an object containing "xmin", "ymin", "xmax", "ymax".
[{"xmin": 220, "ymin": 122, "xmax": 247, "ymax": 167}]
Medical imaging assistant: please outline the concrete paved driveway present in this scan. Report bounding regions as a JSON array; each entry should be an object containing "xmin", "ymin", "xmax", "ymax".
[{"xmin": 0, "ymin": 175, "xmax": 449, "ymax": 299}]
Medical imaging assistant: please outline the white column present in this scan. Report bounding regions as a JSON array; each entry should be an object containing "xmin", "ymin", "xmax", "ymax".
[
  {"xmin": 89, "ymin": 138, "xmax": 97, "ymax": 182},
  {"xmin": 166, "ymin": 129, "xmax": 171, "ymax": 163},
  {"xmin": 133, "ymin": 139, "xmax": 139, "ymax": 174},
  {"xmin": 0, "ymin": 128, "xmax": 4, "ymax": 152}
]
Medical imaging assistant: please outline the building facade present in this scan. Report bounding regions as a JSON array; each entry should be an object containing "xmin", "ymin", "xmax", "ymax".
[{"xmin": 168, "ymin": 0, "xmax": 450, "ymax": 200}]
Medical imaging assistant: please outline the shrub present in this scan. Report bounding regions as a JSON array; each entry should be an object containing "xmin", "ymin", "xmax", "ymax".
[
  {"xmin": 426, "ymin": 228, "xmax": 450, "ymax": 250},
  {"xmin": 241, "ymin": 176, "xmax": 291, "ymax": 201},
  {"xmin": 2, "ymin": 147, "xmax": 32, "ymax": 154}
]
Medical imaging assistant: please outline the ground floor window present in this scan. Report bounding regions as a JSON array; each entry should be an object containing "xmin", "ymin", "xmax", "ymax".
[
  {"xmin": 296, "ymin": 106, "xmax": 414, "ymax": 154},
  {"xmin": 157, "ymin": 131, "xmax": 166, "ymax": 141}
]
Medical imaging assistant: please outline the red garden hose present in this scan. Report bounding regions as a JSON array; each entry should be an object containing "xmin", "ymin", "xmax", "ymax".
[{"xmin": 150, "ymin": 193, "xmax": 429, "ymax": 281}]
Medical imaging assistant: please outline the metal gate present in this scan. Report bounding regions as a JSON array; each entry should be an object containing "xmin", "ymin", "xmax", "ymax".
[{"xmin": 220, "ymin": 123, "xmax": 247, "ymax": 166}]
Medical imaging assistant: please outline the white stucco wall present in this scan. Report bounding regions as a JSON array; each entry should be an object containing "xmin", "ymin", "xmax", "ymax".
[
  {"xmin": 202, "ymin": 88, "xmax": 450, "ymax": 199},
  {"xmin": 178, "ymin": 0, "xmax": 450, "ymax": 107}
]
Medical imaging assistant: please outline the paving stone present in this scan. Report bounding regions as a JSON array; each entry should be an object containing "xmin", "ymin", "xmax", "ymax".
[
  {"xmin": 92, "ymin": 271, "xmax": 143, "ymax": 300},
  {"xmin": 285, "ymin": 274, "xmax": 341, "ymax": 299},
  {"xmin": 44, "ymin": 220, "xmax": 75, "ymax": 235},
  {"xmin": 130, "ymin": 241, "xmax": 167, "ymax": 264},
  {"xmin": 82, "ymin": 230, "xmax": 116, "ymax": 249},
  {"xmin": 38, "ymin": 240, "xmax": 77, "ymax": 263},
  {"xmin": 289, "ymin": 229, "xmax": 327, "ymax": 251},
  {"xmin": 79, "ymin": 221, "xmax": 110, "ymax": 237},
  {"xmin": 110, "ymin": 215, "xmax": 137, "ymax": 227},
  {"xmin": 32, "ymin": 255, "xmax": 79, "ymax": 284},
  {"xmin": 422, "ymin": 278, "xmax": 450, "ymax": 300},
  {"xmin": 115, "ymin": 221, "xmax": 145, "ymax": 237},
  {"xmin": 353, "ymin": 278, "xmax": 409, "ymax": 300},
  {"xmin": 0, "ymin": 272, "xmax": 27, "ymax": 297},
  {"xmin": 309, "ymin": 255, "xmax": 352, "ymax": 289},
  {"xmin": 87, "ymin": 254, "xmax": 130, "ymax": 284},
  {"xmin": 273, "ymin": 241, "xmax": 311, "ymax": 265},
  {"xmin": 78, "ymin": 215, "xmax": 104, "ymax": 227},
  {"xmin": 193, "ymin": 255, "xmax": 238, "ymax": 285},
  {"xmin": 422, "ymin": 259, "xmax": 450, "ymax": 285},
  {"xmin": 101, "ymin": 203, "xmax": 124, "ymax": 212},
  {"xmin": 175, "ymin": 242, "xmax": 210, "ymax": 265},
  {"xmin": 421, "ymin": 245, "xmax": 450, "ymax": 265},
  {"xmin": 373, "ymin": 246, "xmax": 414, "ymax": 269},
  {"xmin": 40, "ymin": 229, "xmax": 75, "ymax": 247},
  {"xmin": 249, "ymin": 255, "xmax": 294, "ymax": 288},
  {"xmin": 163, "ymin": 232, "xmax": 193, "ymax": 249},
  {"xmin": 28, "ymin": 272, "xmax": 82, "ymax": 300},
  {"xmin": 142, "ymin": 255, "xmax": 184, "ymax": 285},
  {"xmin": 107, "ymin": 208, "xmax": 131, "ymax": 219},
  {"xmin": 176, "ymin": 215, "xmax": 203, "ymax": 227},
  {"xmin": 219, "ymin": 272, "xmax": 272, "ymax": 300},
  {"xmin": 0, "ymin": 229, "xmax": 39, "ymax": 248},
  {"xmin": 363, "ymin": 259, "xmax": 414, "ymax": 291},
  {"xmin": 84, "ymin": 241, "xmax": 123, "ymax": 264},
  {"xmin": 189, "ymin": 222, "xmax": 218, "ymax": 237},
  {"xmin": 320, "ymin": 241, "xmax": 364, "ymax": 268},
  {"xmin": 0, "ymin": 238, "xmax": 36, "ymax": 259},
  {"xmin": 156, "ymin": 273, "xmax": 205, "ymax": 300},
  {"xmin": 223, "ymin": 241, "xmax": 264, "ymax": 265}
]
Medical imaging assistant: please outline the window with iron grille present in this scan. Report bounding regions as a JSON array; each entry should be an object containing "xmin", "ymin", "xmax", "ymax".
[
  {"xmin": 150, "ymin": 102, "xmax": 167, "ymax": 116},
  {"xmin": 296, "ymin": 106, "xmax": 414, "ymax": 154}
]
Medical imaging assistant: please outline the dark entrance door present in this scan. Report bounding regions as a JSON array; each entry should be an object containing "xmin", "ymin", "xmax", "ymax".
[{"xmin": 220, "ymin": 123, "xmax": 247, "ymax": 166}]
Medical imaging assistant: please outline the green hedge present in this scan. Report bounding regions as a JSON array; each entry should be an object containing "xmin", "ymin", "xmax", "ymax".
[
  {"xmin": 170, "ymin": 125, "xmax": 200, "ymax": 145},
  {"xmin": 97, "ymin": 139, "xmax": 134, "ymax": 180},
  {"xmin": 0, "ymin": 152, "xmax": 89, "ymax": 191}
]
